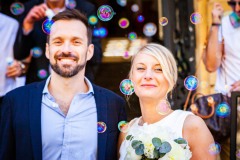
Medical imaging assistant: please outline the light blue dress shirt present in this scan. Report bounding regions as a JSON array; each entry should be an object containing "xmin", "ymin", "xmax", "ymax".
[{"xmin": 41, "ymin": 76, "xmax": 97, "ymax": 160}]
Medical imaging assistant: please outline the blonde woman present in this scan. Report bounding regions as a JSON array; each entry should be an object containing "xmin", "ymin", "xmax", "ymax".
[{"xmin": 118, "ymin": 43, "xmax": 216, "ymax": 160}]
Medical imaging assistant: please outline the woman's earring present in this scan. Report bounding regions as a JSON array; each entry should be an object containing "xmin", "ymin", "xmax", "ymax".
[{"xmin": 119, "ymin": 79, "xmax": 134, "ymax": 95}]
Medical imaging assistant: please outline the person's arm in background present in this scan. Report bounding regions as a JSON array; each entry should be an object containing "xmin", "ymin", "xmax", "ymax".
[
  {"xmin": 14, "ymin": 1, "xmax": 48, "ymax": 60},
  {"xmin": 202, "ymin": 2, "xmax": 224, "ymax": 72}
]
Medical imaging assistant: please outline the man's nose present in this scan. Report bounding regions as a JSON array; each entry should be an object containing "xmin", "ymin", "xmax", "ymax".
[{"xmin": 62, "ymin": 42, "xmax": 72, "ymax": 54}]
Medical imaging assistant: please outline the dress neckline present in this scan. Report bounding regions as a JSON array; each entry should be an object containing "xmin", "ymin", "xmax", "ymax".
[{"xmin": 137, "ymin": 110, "xmax": 178, "ymax": 127}]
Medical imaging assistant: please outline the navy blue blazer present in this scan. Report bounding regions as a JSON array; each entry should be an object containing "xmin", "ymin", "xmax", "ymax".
[{"xmin": 0, "ymin": 81, "xmax": 127, "ymax": 160}]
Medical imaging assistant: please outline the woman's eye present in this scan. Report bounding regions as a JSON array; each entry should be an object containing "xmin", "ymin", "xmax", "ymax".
[
  {"xmin": 137, "ymin": 67, "xmax": 145, "ymax": 70},
  {"xmin": 155, "ymin": 68, "xmax": 162, "ymax": 72}
]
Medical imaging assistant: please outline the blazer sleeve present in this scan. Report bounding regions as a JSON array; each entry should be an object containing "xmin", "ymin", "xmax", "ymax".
[
  {"xmin": 0, "ymin": 95, "xmax": 16, "ymax": 160},
  {"xmin": 118, "ymin": 98, "xmax": 127, "ymax": 123}
]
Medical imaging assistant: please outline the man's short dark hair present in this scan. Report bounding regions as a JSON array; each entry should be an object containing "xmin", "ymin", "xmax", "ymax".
[{"xmin": 47, "ymin": 9, "xmax": 92, "ymax": 45}]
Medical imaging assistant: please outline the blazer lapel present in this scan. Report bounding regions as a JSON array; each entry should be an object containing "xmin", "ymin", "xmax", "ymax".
[
  {"xmin": 93, "ymin": 84, "xmax": 108, "ymax": 160},
  {"xmin": 29, "ymin": 81, "xmax": 45, "ymax": 160}
]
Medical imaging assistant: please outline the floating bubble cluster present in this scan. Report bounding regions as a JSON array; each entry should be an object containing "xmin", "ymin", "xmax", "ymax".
[{"xmin": 93, "ymin": 27, "xmax": 108, "ymax": 38}]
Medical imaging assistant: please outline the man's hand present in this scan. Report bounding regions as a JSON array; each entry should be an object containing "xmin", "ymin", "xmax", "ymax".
[
  {"xmin": 23, "ymin": 3, "xmax": 48, "ymax": 33},
  {"xmin": 230, "ymin": 80, "xmax": 240, "ymax": 92},
  {"xmin": 6, "ymin": 60, "xmax": 23, "ymax": 78},
  {"xmin": 212, "ymin": 2, "xmax": 224, "ymax": 24}
]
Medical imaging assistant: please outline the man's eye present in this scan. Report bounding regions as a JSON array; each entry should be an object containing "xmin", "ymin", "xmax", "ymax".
[
  {"xmin": 74, "ymin": 41, "xmax": 81, "ymax": 44},
  {"xmin": 54, "ymin": 41, "xmax": 61, "ymax": 44}
]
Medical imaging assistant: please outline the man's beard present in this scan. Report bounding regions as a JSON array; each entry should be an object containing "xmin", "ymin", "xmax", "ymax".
[{"xmin": 50, "ymin": 52, "xmax": 87, "ymax": 78}]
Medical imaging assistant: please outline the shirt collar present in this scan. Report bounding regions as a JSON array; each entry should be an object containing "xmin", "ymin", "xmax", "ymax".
[{"xmin": 42, "ymin": 76, "xmax": 94, "ymax": 95}]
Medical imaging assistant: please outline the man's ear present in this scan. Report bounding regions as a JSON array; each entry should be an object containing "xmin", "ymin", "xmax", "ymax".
[
  {"xmin": 86, "ymin": 44, "xmax": 94, "ymax": 61},
  {"xmin": 45, "ymin": 43, "xmax": 50, "ymax": 59}
]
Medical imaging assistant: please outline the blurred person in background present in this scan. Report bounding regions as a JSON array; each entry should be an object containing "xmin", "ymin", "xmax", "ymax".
[
  {"xmin": 16, "ymin": 0, "xmax": 102, "ymax": 84},
  {"xmin": 203, "ymin": 0, "xmax": 240, "ymax": 159},
  {"xmin": 0, "ymin": 13, "xmax": 26, "ymax": 105}
]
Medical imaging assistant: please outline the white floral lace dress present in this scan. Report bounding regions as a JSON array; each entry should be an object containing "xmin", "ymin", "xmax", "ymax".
[{"xmin": 119, "ymin": 110, "xmax": 193, "ymax": 160}]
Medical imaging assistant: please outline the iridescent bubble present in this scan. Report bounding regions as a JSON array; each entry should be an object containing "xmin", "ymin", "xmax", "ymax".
[
  {"xmin": 118, "ymin": 121, "xmax": 129, "ymax": 133},
  {"xmin": 190, "ymin": 12, "xmax": 203, "ymax": 24},
  {"xmin": 10, "ymin": 2, "xmax": 25, "ymax": 15},
  {"xmin": 156, "ymin": 100, "xmax": 171, "ymax": 115},
  {"xmin": 143, "ymin": 23, "xmax": 157, "ymax": 37},
  {"xmin": 30, "ymin": 47, "xmax": 42, "ymax": 58},
  {"xmin": 216, "ymin": 102, "xmax": 231, "ymax": 118},
  {"xmin": 236, "ymin": 149, "xmax": 240, "ymax": 158},
  {"xmin": 128, "ymin": 32, "xmax": 137, "ymax": 41},
  {"xmin": 6, "ymin": 57, "xmax": 14, "ymax": 66},
  {"xmin": 119, "ymin": 79, "xmax": 134, "ymax": 95},
  {"xmin": 159, "ymin": 17, "xmax": 168, "ymax": 26},
  {"xmin": 42, "ymin": 19, "xmax": 54, "ymax": 35},
  {"xmin": 88, "ymin": 15, "xmax": 98, "ymax": 25},
  {"xmin": 184, "ymin": 75, "xmax": 198, "ymax": 91},
  {"xmin": 93, "ymin": 28, "xmax": 100, "ymax": 37},
  {"xmin": 98, "ymin": 27, "xmax": 108, "ymax": 38},
  {"xmin": 119, "ymin": 18, "xmax": 130, "ymax": 28},
  {"xmin": 97, "ymin": 5, "xmax": 115, "ymax": 21},
  {"xmin": 66, "ymin": 0, "xmax": 77, "ymax": 9},
  {"xmin": 208, "ymin": 142, "xmax": 221, "ymax": 155},
  {"xmin": 97, "ymin": 121, "xmax": 107, "ymax": 133},
  {"xmin": 131, "ymin": 4, "xmax": 139, "ymax": 12},
  {"xmin": 122, "ymin": 51, "xmax": 131, "ymax": 59},
  {"xmin": 37, "ymin": 69, "xmax": 48, "ymax": 79},
  {"xmin": 117, "ymin": 0, "xmax": 127, "ymax": 7},
  {"xmin": 137, "ymin": 15, "xmax": 145, "ymax": 23}
]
